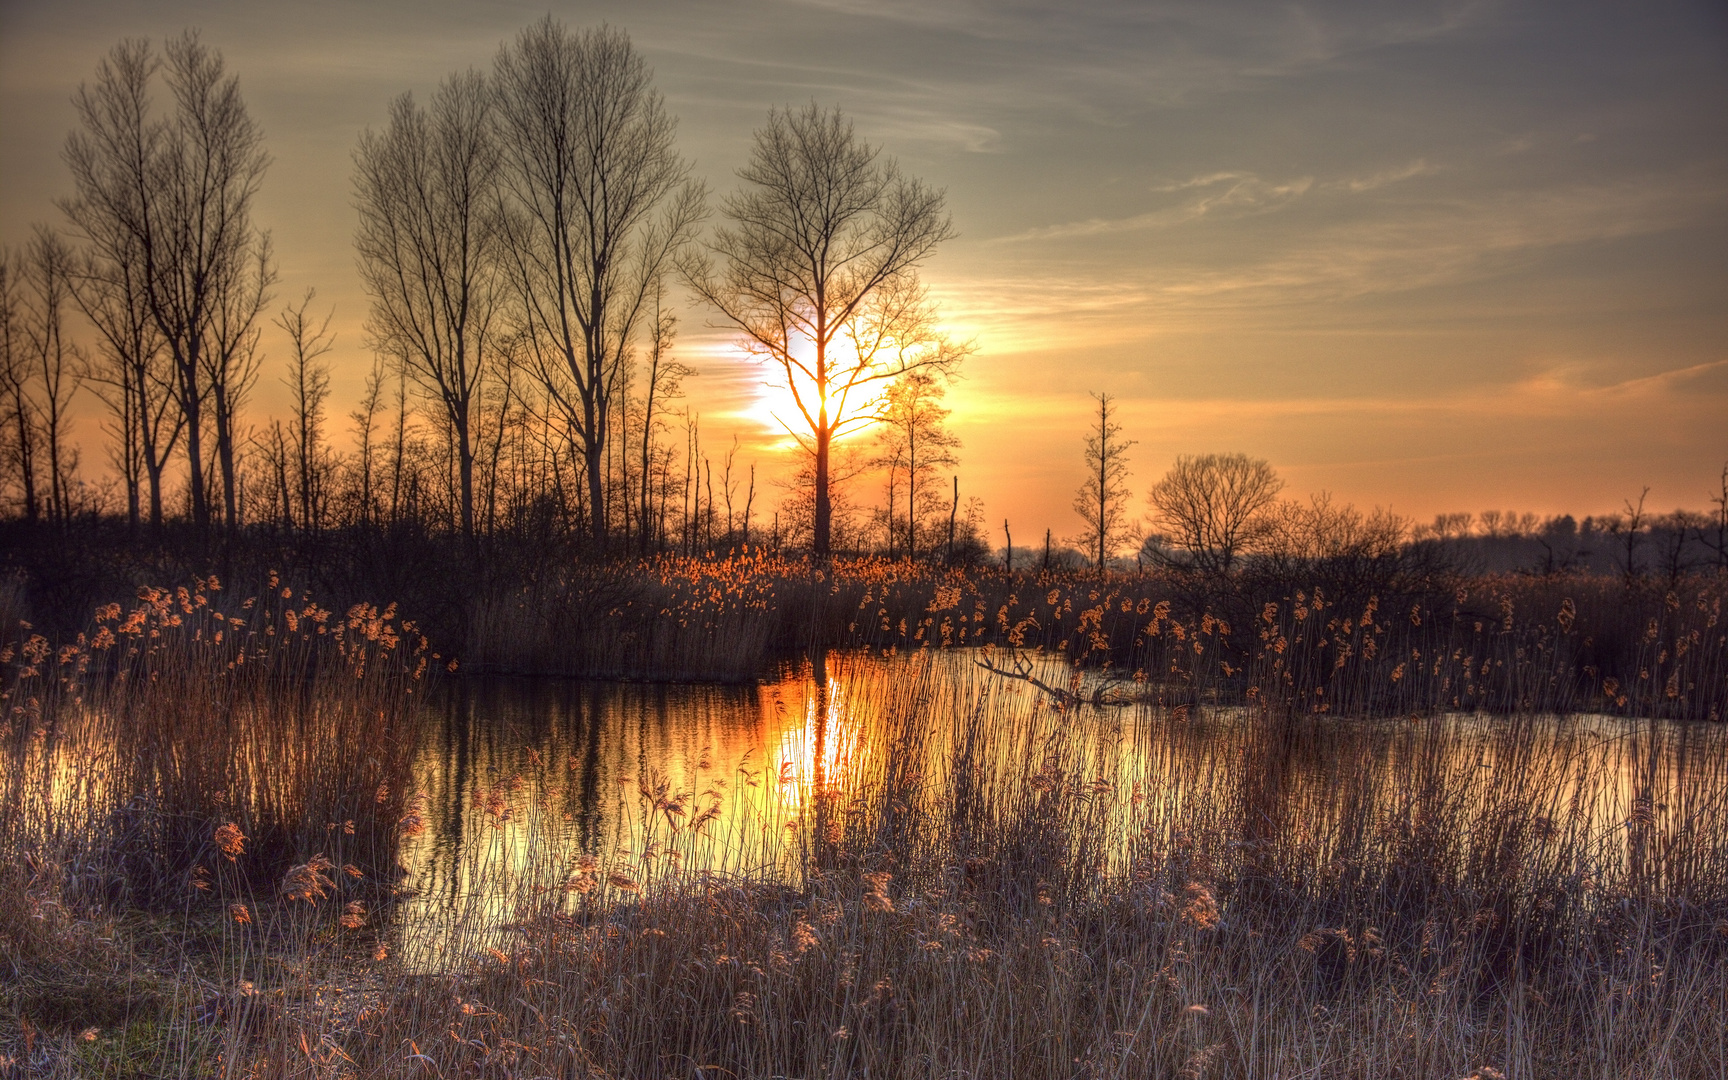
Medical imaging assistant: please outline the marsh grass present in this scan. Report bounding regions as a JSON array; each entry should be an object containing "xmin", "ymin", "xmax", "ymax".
[
  {"xmin": 13, "ymin": 628, "xmax": 1728, "ymax": 1071},
  {"xmin": 11, "ymin": 523, "xmax": 1722, "ymax": 716},
  {"xmin": 323, "ymin": 661, "xmax": 1727, "ymax": 1078},
  {"xmin": 456, "ymin": 554, "xmax": 1727, "ymax": 719},
  {"xmin": 466, "ymin": 554, "xmax": 786, "ymax": 681},
  {"xmin": 3, "ymin": 588, "xmax": 1726, "ymax": 1078},
  {"xmin": 1, "ymin": 575, "xmax": 431, "ymax": 907}
]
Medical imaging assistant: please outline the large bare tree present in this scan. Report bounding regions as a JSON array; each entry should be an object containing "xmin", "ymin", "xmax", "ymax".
[
  {"xmin": 1148, "ymin": 452, "xmax": 1283, "ymax": 574},
  {"xmin": 492, "ymin": 19, "xmax": 703, "ymax": 549},
  {"xmin": 60, "ymin": 33, "xmax": 273, "ymax": 531},
  {"xmin": 686, "ymin": 104, "xmax": 964, "ymax": 557},
  {"xmin": 354, "ymin": 70, "xmax": 503, "ymax": 538}
]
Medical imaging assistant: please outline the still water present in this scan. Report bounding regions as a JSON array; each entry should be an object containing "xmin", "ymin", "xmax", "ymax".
[{"xmin": 393, "ymin": 649, "xmax": 1723, "ymax": 964}]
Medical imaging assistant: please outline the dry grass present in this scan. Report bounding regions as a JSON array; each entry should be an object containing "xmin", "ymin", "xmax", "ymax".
[
  {"xmin": 457, "ymin": 554, "xmax": 1728, "ymax": 719},
  {"xmin": 5, "ymin": 615, "xmax": 1726, "ymax": 1078},
  {"xmin": 1, "ymin": 575, "xmax": 431, "ymax": 906},
  {"xmin": 466, "ymin": 552, "xmax": 789, "ymax": 681}
]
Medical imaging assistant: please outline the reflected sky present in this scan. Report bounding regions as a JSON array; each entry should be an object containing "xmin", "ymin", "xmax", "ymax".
[{"xmin": 388, "ymin": 649, "xmax": 1724, "ymax": 968}]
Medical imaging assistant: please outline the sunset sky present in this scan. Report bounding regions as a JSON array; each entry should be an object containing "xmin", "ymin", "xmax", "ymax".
[{"xmin": 3, "ymin": 0, "xmax": 1725, "ymax": 538}]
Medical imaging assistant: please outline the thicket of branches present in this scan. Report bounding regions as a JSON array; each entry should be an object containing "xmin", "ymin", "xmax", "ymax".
[{"xmin": 1, "ymin": 23, "xmax": 988, "ymax": 568}]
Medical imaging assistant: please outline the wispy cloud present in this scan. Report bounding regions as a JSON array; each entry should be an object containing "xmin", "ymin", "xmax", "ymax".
[
  {"xmin": 998, "ymin": 159, "xmax": 1443, "ymax": 244},
  {"xmin": 1332, "ymin": 159, "xmax": 1440, "ymax": 193},
  {"xmin": 998, "ymin": 171, "xmax": 1315, "ymax": 241},
  {"xmin": 957, "ymin": 169, "xmax": 1726, "ymax": 352}
]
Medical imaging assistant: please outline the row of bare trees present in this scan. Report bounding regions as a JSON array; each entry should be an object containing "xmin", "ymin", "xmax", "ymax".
[
  {"xmin": 350, "ymin": 20, "xmax": 968, "ymax": 554},
  {"xmin": 3, "ymin": 20, "xmax": 974, "ymax": 559},
  {"xmin": 1064, "ymin": 393, "xmax": 1728, "ymax": 579},
  {"xmin": 2, "ymin": 35, "xmax": 271, "ymax": 534}
]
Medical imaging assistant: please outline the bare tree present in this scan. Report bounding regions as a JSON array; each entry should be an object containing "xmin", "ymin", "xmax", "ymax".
[
  {"xmin": 686, "ymin": 103, "xmax": 966, "ymax": 556},
  {"xmin": 636, "ymin": 282, "xmax": 692, "ymax": 553},
  {"xmin": 0, "ymin": 253, "xmax": 41, "ymax": 521},
  {"xmin": 1653, "ymin": 510, "xmax": 1703, "ymax": 588},
  {"xmin": 1070, "ymin": 392, "xmax": 1136, "ymax": 572},
  {"xmin": 69, "ymin": 214, "xmax": 180, "ymax": 529},
  {"xmin": 1702, "ymin": 462, "xmax": 1728, "ymax": 573},
  {"xmin": 354, "ymin": 70, "xmax": 503, "ymax": 538},
  {"xmin": 1415, "ymin": 512, "xmax": 1475, "ymax": 542},
  {"xmin": 1263, "ymin": 492, "xmax": 1407, "ymax": 563},
  {"xmin": 1148, "ymin": 452, "xmax": 1283, "ymax": 574},
  {"xmin": 60, "ymin": 32, "xmax": 273, "ymax": 531},
  {"xmin": 344, "ymin": 354, "xmax": 388, "ymax": 528},
  {"xmin": 21, "ymin": 229, "xmax": 83, "ymax": 526},
  {"xmin": 492, "ymin": 18, "xmax": 704, "ymax": 550},
  {"xmin": 274, "ymin": 289, "xmax": 336, "ymax": 532},
  {"xmin": 1607, "ymin": 487, "xmax": 1650, "ymax": 583},
  {"xmin": 259, "ymin": 418, "xmax": 295, "ymax": 529},
  {"xmin": 205, "ymin": 229, "xmax": 272, "ymax": 529},
  {"xmin": 874, "ymin": 369, "xmax": 960, "ymax": 560}
]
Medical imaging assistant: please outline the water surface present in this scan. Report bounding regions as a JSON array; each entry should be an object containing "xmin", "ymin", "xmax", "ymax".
[{"xmin": 396, "ymin": 649, "xmax": 1723, "ymax": 964}]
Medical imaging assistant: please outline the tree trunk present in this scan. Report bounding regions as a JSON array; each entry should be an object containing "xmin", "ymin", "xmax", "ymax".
[
  {"xmin": 123, "ymin": 373, "xmax": 141, "ymax": 531},
  {"xmin": 456, "ymin": 401, "xmax": 476, "ymax": 539},
  {"xmin": 948, "ymin": 475, "xmax": 958, "ymax": 562},
  {"xmin": 814, "ymin": 423, "xmax": 832, "ymax": 557},
  {"xmin": 145, "ymin": 454, "xmax": 164, "ymax": 531},
  {"xmin": 639, "ymin": 392, "xmax": 655, "ymax": 555},
  {"xmin": 584, "ymin": 382, "xmax": 607, "ymax": 551},
  {"xmin": 11, "ymin": 406, "xmax": 37, "ymax": 523},
  {"xmin": 216, "ymin": 382, "xmax": 238, "ymax": 530},
  {"xmin": 182, "ymin": 363, "xmax": 208, "ymax": 530},
  {"xmin": 906, "ymin": 437, "xmax": 917, "ymax": 561}
]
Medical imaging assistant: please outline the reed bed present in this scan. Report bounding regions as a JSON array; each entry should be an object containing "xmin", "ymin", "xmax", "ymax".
[
  {"xmin": 465, "ymin": 552, "xmax": 794, "ymax": 681},
  {"xmin": 6, "ymin": 636, "xmax": 1725, "ymax": 1078},
  {"xmin": 10, "ymin": 525, "xmax": 1723, "ymax": 716},
  {"xmin": 459, "ymin": 553, "xmax": 1728, "ymax": 719},
  {"xmin": 1, "ymin": 576, "xmax": 432, "ymax": 912}
]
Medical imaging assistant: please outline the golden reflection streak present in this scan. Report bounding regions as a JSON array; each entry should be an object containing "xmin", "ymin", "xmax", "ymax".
[{"xmin": 770, "ymin": 672, "xmax": 866, "ymax": 814}]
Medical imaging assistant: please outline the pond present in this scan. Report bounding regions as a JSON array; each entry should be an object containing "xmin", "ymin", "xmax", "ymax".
[{"xmin": 394, "ymin": 648, "xmax": 1725, "ymax": 966}]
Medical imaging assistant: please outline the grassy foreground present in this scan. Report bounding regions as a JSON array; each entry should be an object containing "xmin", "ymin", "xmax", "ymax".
[{"xmin": 2, "ymin": 582, "xmax": 1726, "ymax": 1078}]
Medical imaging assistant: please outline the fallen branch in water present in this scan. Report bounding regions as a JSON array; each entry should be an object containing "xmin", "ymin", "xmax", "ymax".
[{"xmin": 974, "ymin": 648, "xmax": 1134, "ymax": 708}]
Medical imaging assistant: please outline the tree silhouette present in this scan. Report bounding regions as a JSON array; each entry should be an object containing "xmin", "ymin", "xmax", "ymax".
[
  {"xmin": 1148, "ymin": 452, "xmax": 1283, "ymax": 574},
  {"xmin": 273, "ymin": 290, "xmax": 335, "ymax": 531},
  {"xmin": 0, "ymin": 255, "xmax": 39, "ymax": 521},
  {"xmin": 18, "ymin": 231, "xmax": 83, "ymax": 527},
  {"xmin": 1071, "ymin": 391, "xmax": 1135, "ymax": 572},
  {"xmin": 60, "ymin": 34, "xmax": 273, "ymax": 531},
  {"xmin": 686, "ymin": 103, "xmax": 967, "ymax": 557},
  {"xmin": 354, "ymin": 71, "xmax": 504, "ymax": 539},
  {"xmin": 874, "ymin": 370, "xmax": 960, "ymax": 560},
  {"xmin": 492, "ymin": 18, "xmax": 704, "ymax": 550},
  {"xmin": 68, "ymin": 206, "xmax": 179, "ymax": 531}
]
